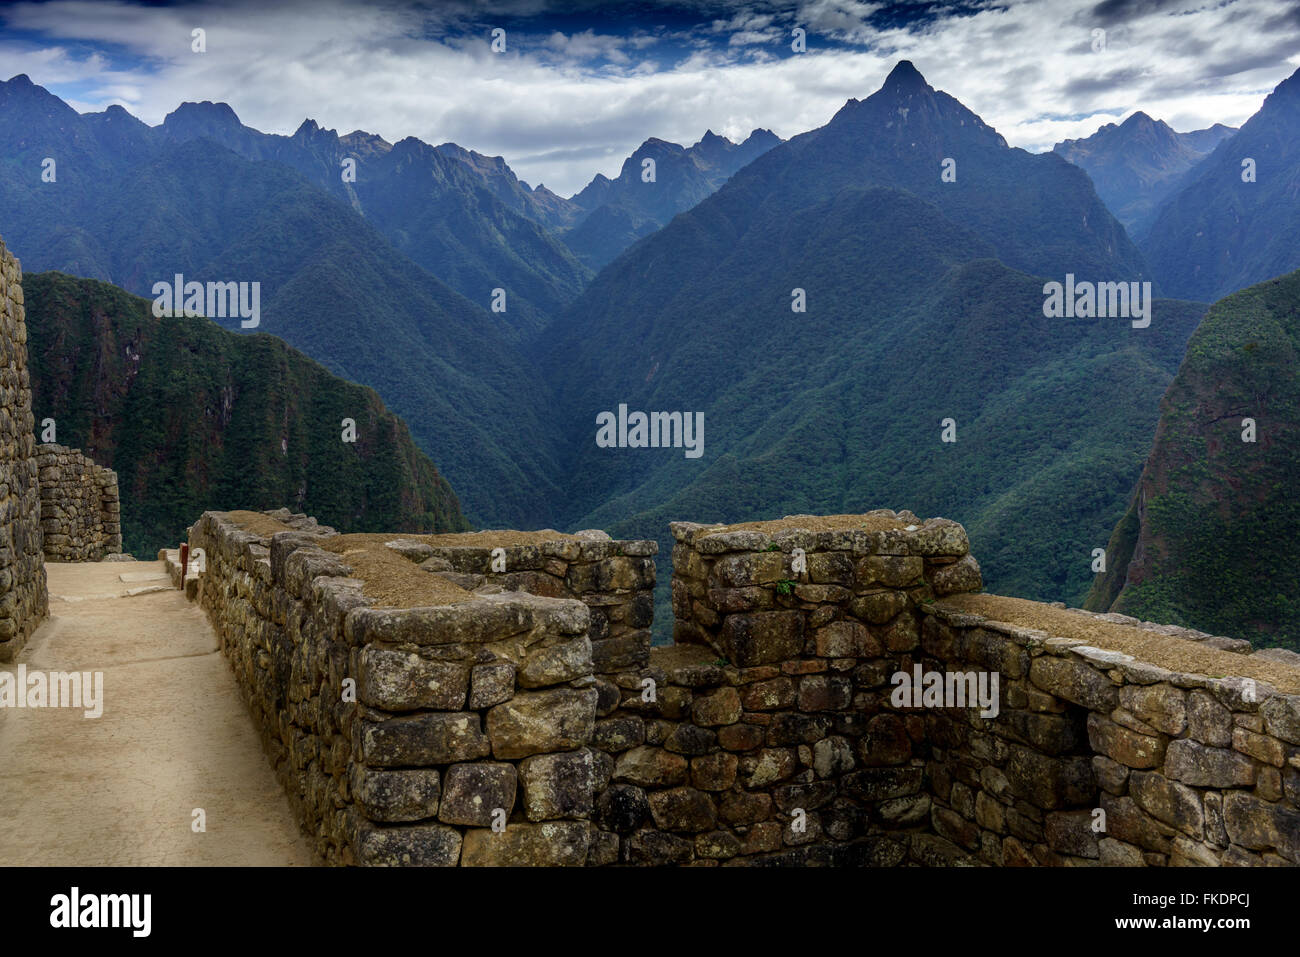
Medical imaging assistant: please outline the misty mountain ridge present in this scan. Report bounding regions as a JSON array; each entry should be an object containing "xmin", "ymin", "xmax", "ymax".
[
  {"xmin": 1140, "ymin": 64, "xmax": 1300, "ymax": 303},
  {"xmin": 563, "ymin": 126, "xmax": 782, "ymax": 270},
  {"xmin": 1054, "ymin": 110, "xmax": 1237, "ymax": 233}
]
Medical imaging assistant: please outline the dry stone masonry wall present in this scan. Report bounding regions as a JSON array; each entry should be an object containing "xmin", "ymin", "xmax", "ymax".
[
  {"xmin": 643, "ymin": 513, "xmax": 983, "ymax": 865},
  {"xmin": 920, "ymin": 602, "xmax": 1300, "ymax": 866},
  {"xmin": 186, "ymin": 507, "xmax": 1300, "ymax": 866},
  {"xmin": 36, "ymin": 444, "xmax": 122, "ymax": 561},
  {"xmin": 416, "ymin": 532, "xmax": 656, "ymax": 675},
  {"xmin": 189, "ymin": 510, "xmax": 657, "ymax": 865},
  {"xmin": 0, "ymin": 237, "xmax": 47, "ymax": 661}
]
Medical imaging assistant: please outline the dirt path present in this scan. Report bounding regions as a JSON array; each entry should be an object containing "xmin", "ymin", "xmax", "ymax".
[{"xmin": 0, "ymin": 562, "xmax": 312, "ymax": 866}]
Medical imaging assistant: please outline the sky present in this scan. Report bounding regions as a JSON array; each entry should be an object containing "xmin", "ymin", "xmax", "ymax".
[{"xmin": 2, "ymin": 0, "xmax": 1299, "ymax": 196}]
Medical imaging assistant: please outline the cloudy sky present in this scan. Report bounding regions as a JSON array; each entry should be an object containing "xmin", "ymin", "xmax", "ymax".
[{"xmin": 2, "ymin": 0, "xmax": 1299, "ymax": 195}]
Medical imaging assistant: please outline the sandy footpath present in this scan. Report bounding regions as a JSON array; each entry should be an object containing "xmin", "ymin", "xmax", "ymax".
[{"xmin": 0, "ymin": 562, "xmax": 312, "ymax": 866}]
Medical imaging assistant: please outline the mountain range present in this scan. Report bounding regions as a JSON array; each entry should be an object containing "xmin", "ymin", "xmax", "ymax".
[
  {"xmin": 537, "ymin": 61, "xmax": 1202, "ymax": 628},
  {"xmin": 1053, "ymin": 111, "xmax": 1236, "ymax": 233},
  {"xmin": 0, "ymin": 73, "xmax": 567, "ymax": 528},
  {"xmin": 1139, "ymin": 67, "xmax": 1300, "ymax": 303},
  {"xmin": 562, "ymin": 128, "xmax": 782, "ymax": 270},
  {"xmin": 6, "ymin": 60, "xmax": 1300, "ymax": 651}
]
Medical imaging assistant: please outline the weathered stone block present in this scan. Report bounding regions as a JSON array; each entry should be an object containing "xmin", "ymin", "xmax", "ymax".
[
  {"xmin": 468, "ymin": 661, "xmax": 515, "ymax": 708},
  {"xmin": 357, "ymin": 823, "xmax": 462, "ymax": 866},
  {"xmin": 1223, "ymin": 791, "xmax": 1300, "ymax": 861},
  {"xmin": 595, "ymin": 783, "xmax": 651, "ymax": 833},
  {"xmin": 1233, "ymin": 726, "xmax": 1285, "ymax": 766},
  {"xmin": 438, "ymin": 763, "xmax": 517, "ymax": 826},
  {"xmin": 352, "ymin": 767, "xmax": 441, "ymax": 823},
  {"xmin": 855, "ymin": 555, "xmax": 922, "ymax": 588},
  {"xmin": 721, "ymin": 610, "xmax": 805, "ymax": 666},
  {"xmin": 798, "ymin": 674, "xmax": 853, "ymax": 712},
  {"xmin": 852, "ymin": 590, "xmax": 909, "ymax": 625},
  {"xmin": 460, "ymin": 821, "xmax": 593, "ymax": 866},
  {"xmin": 741, "ymin": 747, "xmax": 798, "ymax": 788},
  {"xmin": 1187, "ymin": 689, "xmax": 1233, "ymax": 747},
  {"xmin": 930, "ymin": 554, "xmax": 981, "ymax": 596},
  {"xmin": 1031, "ymin": 656, "xmax": 1118, "ymax": 712},
  {"xmin": 358, "ymin": 712, "xmax": 489, "ymax": 767},
  {"xmin": 647, "ymin": 787, "xmax": 718, "ymax": 832},
  {"xmin": 517, "ymin": 749, "xmax": 596, "ymax": 821},
  {"xmin": 1164, "ymin": 738, "xmax": 1255, "ymax": 787},
  {"xmin": 592, "ymin": 716, "xmax": 645, "ymax": 752},
  {"xmin": 859, "ymin": 713, "xmax": 911, "ymax": 766},
  {"xmin": 740, "ymin": 676, "xmax": 796, "ymax": 710},
  {"xmin": 358, "ymin": 647, "xmax": 468, "ymax": 711},
  {"xmin": 1087, "ymin": 713, "xmax": 1165, "ymax": 769},
  {"xmin": 690, "ymin": 752, "xmax": 738, "ymax": 790},
  {"xmin": 842, "ymin": 766, "xmax": 924, "ymax": 802},
  {"xmin": 1129, "ymin": 771, "xmax": 1204, "ymax": 839},
  {"xmin": 628, "ymin": 829, "xmax": 693, "ymax": 865},
  {"xmin": 1005, "ymin": 747, "xmax": 1093, "ymax": 810},
  {"xmin": 591, "ymin": 631, "xmax": 651, "ymax": 672},
  {"xmin": 691, "ymin": 686, "xmax": 741, "ymax": 726},
  {"xmin": 486, "ymin": 687, "xmax": 596, "ymax": 759},
  {"xmin": 1118, "ymin": 683, "xmax": 1186, "ymax": 736},
  {"xmin": 518, "ymin": 635, "xmax": 592, "ymax": 688},
  {"xmin": 613, "ymin": 746, "xmax": 689, "ymax": 787},
  {"xmin": 811, "ymin": 619, "xmax": 877, "ymax": 657},
  {"xmin": 711, "ymin": 551, "xmax": 793, "ymax": 587},
  {"xmin": 1262, "ymin": 695, "xmax": 1300, "ymax": 746},
  {"xmin": 1044, "ymin": 810, "xmax": 1099, "ymax": 858}
]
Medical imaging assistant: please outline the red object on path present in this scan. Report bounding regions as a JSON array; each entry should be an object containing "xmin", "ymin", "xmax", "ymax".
[{"xmin": 180, "ymin": 543, "xmax": 189, "ymax": 579}]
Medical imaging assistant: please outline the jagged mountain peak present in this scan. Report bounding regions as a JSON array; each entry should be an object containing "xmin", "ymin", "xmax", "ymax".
[
  {"xmin": 825, "ymin": 59, "xmax": 1006, "ymax": 152},
  {"xmin": 340, "ymin": 129, "xmax": 393, "ymax": 154},
  {"xmin": 881, "ymin": 59, "xmax": 930, "ymax": 94},
  {"xmin": 164, "ymin": 100, "xmax": 243, "ymax": 126},
  {"xmin": 1260, "ymin": 64, "xmax": 1300, "ymax": 110}
]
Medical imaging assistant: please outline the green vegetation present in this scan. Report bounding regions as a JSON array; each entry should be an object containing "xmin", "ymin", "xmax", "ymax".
[
  {"xmin": 541, "ymin": 177, "xmax": 1205, "ymax": 638},
  {"xmin": 1087, "ymin": 269, "xmax": 1300, "ymax": 650},
  {"xmin": 0, "ymin": 81, "xmax": 566, "ymax": 528},
  {"xmin": 25, "ymin": 272, "xmax": 469, "ymax": 556}
]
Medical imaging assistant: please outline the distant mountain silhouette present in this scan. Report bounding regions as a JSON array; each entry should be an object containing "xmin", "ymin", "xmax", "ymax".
[
  {"xmin": 1054, "ymin": 111, "xmax": 1235, "ymax": 232},
  {"xmin": 151, "ymin": 98, "xmax": 590, "ymax": 332},
  {"xmin": 1141, "ymin": 66, "xmax": 1300, "ymax": 302},
  {"xmin": 563, "ymin": 128, "xmax": 781, "ymax": 270},
  {"xmin": 0, "ymin": 74, "xmax": 568, "ymax": 528}
]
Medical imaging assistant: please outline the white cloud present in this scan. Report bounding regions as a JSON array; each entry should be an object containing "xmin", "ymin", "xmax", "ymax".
[{"xmin": 1, "ymin": 0, "xmax": 1297, "ymax": 195}]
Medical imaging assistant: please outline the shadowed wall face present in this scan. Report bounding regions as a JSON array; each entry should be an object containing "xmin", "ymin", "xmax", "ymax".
[
  {"xmin": 36, "ymin": 443, "xmax": 122, "ymax": 561},
  {"xmin": 0, "ymin": 238, "xmax": 47, "ymax": 661}
]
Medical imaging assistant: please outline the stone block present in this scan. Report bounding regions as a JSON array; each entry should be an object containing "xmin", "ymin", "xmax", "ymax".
[
  {"xmin": 486, "ymin": 687, "xmax": 596, "ymax": 759},
  {"xmin": 438, "ymin": 763, "xmax": 517, "ymax": 826}
]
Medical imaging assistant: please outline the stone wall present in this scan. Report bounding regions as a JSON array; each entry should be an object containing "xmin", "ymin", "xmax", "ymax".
[
  {"xmin": 186, "ymin": 507, "xmax": 1300, "ymax": 866},
  {"xmin": 417, "ymin": 532, "xmax": 656, "ymax": 674},
  {"xmin": 188, "ymin": 510, "xmax": 657, "ymax": 865},
  {"xmin": 0, "ymin": 237, "xmax": 47, "ymax": 661},
  {"xmin": 632, "ymin": 513, "xmax": 982, "ymax": 865},
  {"xmin": 920, "ymin": 601, "xmax": 1300, "ymax": 866},
  {"xmin": 36, "ymin": 444, "xmax": 122, "ymax": 561}
]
